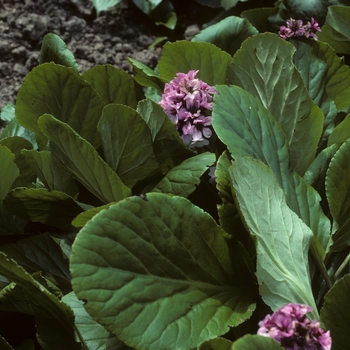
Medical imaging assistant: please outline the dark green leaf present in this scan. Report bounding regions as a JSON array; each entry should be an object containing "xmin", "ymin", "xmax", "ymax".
[
  {"xmin": 82, "ymin": 65, "xmax": 144, "ymax": 108},
  {"xmin": 97, "ymin": 104, "xmax": 159, "ymax": 188},
  {"xmin": 72, "ymin": 203, "xmax": 114, "ymax": 228},
  {"xmin": 152, "ymin": 152, "xmax": 215, "ymax": 197},
  {"xmin": 71, "ymin": 193, "xmax": 256, "ymax": 350},
  {"xmin": 241, "ymin": 7, "xmax": 278, "ymax": 33},
  {"xmin": 92, "ymin": 0, "xmax": 122, "ymax": 16},
  {"xmin": 230, "ymin": 157, "xmax": 317, "ymax": 317},
  {"xmin": 192, "ymin": 16, "xmax": 258, "ymax": 56},
  {"xmin": 158, "ymin": 41, "xmax": 233, "ymax": 85},
  {"xmin": 199, "ymin": 337, "xmax": 233, "ymax": 350},
  {"xmin": 40, "ymin": 33, "xmax": 78, "ymax": 71},
  {"xmin": 0, "ymin": 336, "xmax": 14, "ymax": 350},
  {"xmin": 328, "ymin": 114, "xmax": 350, "ymax": 146},
  {"xmin": 232, "ymin": 334, "xmax": 284, "ymax": 349},
  {"xmin": 16, "ymin": 63, "xmax": 105, "ymax": 148},
  {"xmin": 38, "ymin": 114, "xmax": 131, "ymax": 204},
  {"xmin": 321, "ymin": 273, "xmax": 350, "ymax": 350}
]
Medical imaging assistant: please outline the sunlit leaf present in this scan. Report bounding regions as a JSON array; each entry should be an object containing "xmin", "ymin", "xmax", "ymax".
[{"xmin": 71, "ymin": 193, "xmax": 256, "ymax": 350}]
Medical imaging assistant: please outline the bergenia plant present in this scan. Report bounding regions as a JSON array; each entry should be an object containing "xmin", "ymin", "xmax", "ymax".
[{"xmin": 1, "ymin": 1, "xmax": 350, "ymax": 350}]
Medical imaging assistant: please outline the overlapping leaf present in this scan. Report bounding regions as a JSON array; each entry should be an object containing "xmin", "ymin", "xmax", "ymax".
[
  {"xmin": 38, "ymin": 114, "xmax": 131, "ymax": 204},
  {"xmin": 70, "ymin": 193, "xmax": 256, "ymax": 350},
  {"xmin": 232, "ymin": 334, "xmax": 284, "ymax": 349},
  {"xmin": 230, "ymin": 157, "xmax": 317, "ymax": 316}
]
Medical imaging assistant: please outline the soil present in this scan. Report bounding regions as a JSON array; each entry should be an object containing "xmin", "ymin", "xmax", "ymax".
[{"xmin": 0, "ymin": 0, "xmax": 209, "ymax": 113}]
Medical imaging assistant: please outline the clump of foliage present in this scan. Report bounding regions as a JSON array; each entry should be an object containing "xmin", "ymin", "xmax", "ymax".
[{"xmin": 1, "ymin": 1, "xmax": 350, "ymax": 349}]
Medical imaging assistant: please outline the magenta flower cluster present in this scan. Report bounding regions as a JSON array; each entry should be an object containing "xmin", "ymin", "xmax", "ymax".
[
  {"xmin": 257, "ymin": 303, "xmax": 331, "ymax": 350},
  {"xmin": 160, "ymin": 70, "xmax": 216, "ymax": 148},
  {"xmin": 279, "ymin": 17, "xmax": 321, "ymax": 40}
]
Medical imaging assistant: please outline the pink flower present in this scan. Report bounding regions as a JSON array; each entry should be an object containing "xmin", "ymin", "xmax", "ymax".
[
  {"xmin": 257, "ymin": 303, "xmax": 331, "ymax": 350},
  {"xmin": 159, "ymin": 70, "xmax": 216, "ymax": 148},
  {"xmin": 278, "ymin": 17, "xmax": 321, "ymax": 40}
]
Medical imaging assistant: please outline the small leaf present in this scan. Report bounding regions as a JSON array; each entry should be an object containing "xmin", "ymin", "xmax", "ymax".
[
  {"xmin": 152, "ymin": 152, "xmax": 215, "ymax": 197},
  {"xmin": 328, "ymin": 114, "xmax": 350, "ymax": 146},
  {"xmin": 38, "ymin": 114, "xmax": 131, "ymax": 204},
  {"xmin": 0, "ymin": 104, "xmax": 15, "ymax": 122},
  {"xmin": 326, "ymin": 138, "xmax": 350, "ymax": 251},
  {"xmin": 82, "ymin": 65, "xmax": 144, "ymax": 108},
  {"xmin": 16, "ymin": 63, "xmax": 105, "ymax": 148},
  {"xmin": 4, "ymin": 188, "xmax": 84, "ymax": 230},
  {"xmin": 321, "ymin": 273, "xmax": 350, "ymax": 350},
  {"xmin": 97, "ymin": 104, "xmax": 159, "ymax": 188},
  {"xmin": 92, "ymin": 0, "xmax": 122, "ymax": 16},
  {"xmin": 232, "ymin": 334, "xmax": 284, "ymax": 349},
  {"xmin": 192, "ymin": 16, "xmax": 258, "ymax": 56},
  {"xmin": 72, "ymin": 203, "xmax": 114, "ymax": 228},
  {"xmin": 40, "ymin": 33, "xmax": 78, "ymax": 71},
  {"xmin": 231, "ymin": 157, "xmax": 317, "ymax": 317},
  {"xmin": 158, "ymin": 41, "xmax": 233, "ymax": 85},
  {"xmin": 70, "ymin": 193, "xmax": 256, "ymax": 350}
]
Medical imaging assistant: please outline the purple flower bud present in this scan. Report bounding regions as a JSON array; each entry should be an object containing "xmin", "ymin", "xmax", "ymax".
[
  {"xmin": 160, "ymin": 70, "xmax": 216, "ymax": 148},
  {"xmin": 257, "ymin": 303, "xmax": 331, "ymax": 350},
  {"xmin": 278, "ymin": 17, "xmax": 321, "ymax": 41}
]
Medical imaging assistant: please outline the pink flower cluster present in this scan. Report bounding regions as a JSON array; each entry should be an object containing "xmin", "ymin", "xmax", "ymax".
[
  {"xmin": 160, "ymin": 70, "xmax": 216, "ymax": 148},
  {"xmin": 257, "ymin": 303, "xmax": 331, "ymax": 350},
  {"xmin": 279, "ymin": 17, "xmax": 321, "ymax": 40}
]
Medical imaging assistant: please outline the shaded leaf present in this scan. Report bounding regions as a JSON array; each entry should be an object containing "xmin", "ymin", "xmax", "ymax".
[
  {"xmin": 326, "ymin": 138, "xmax": 350, "ymax": 251},
  {"xmin": 82, "ymin": 65, "xmax": 144, "ymax": 108},
  {"xmin": 97, "ymin": 104, "xmax": 159, "ymax": 188},
  {"xmin": 199, "ymin": 337, "xmax": 233, "ymax": 350},
  {"xmin": 328, "ymin": 113, "xmax": 350, "ymax": 146},
  {"xmin": 40, "ymin": 33, "xmax": 78, "ymax": 71},
  {"xmin": 232, "ymin": 334, "xmax": 284, "ymax": 349},
  {"xmin": 192, "ymin": 16, "xmax": 258, "ymax": 56},
  {"xmin": 70, "ymin": 193, "xmax": 256, "ymax": 350},
  {"xmin": 321, "ymin": 273, "xmax": 350, "ymax": 350},
  {"xmin": 158, "ymin": 41, "xmax": 233, "ymax": 85},
  {"xmin": 230, "ymin": 157, "xmax": 317, "ymax": 317},
  {"xmin": 241, "ymin": 7, "xmax": 278, "ymax": 33},
  {"xmin": 0, "ymin": 336, "xmax": 14, "ymax": 350},
  {"xmin": 72, "ymin": 203, "xmax": 114, "ymax": 228},
  {"xmin": 38, "ymin": 114, "xmax": 131, "ymax": 204},
  {"xmin": 152, "ymin": 152, "xmax": 215, "ymax": 197},
  {"xmin": 16, "ymin": 63, "xmax": 105, "ymax": 148}
]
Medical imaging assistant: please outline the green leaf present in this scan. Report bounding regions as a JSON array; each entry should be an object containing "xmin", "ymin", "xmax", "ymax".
[
  {"xmin": 0, "ymin": 104, "xmax": 15, "ymax": 122},
  {"xmin": 137, "ymin": 99, "xmax": 193, "ymax": 173},
  {"xmin": 241, "ymin": 7, "xmax": 278, "ymax": 33},
  {"xmin": 0, "ymin": 145, "xmax": 23, "ymax": 234},
  {"xmin": 0, "ymin": 336, "xmax": 14, "ymax": 350},
  {"xmin": 328, "ymin": 113, "xmax": 350, "ymax": 146},
  {"xmin": 230, "ymin": 157, "xmax": 317, "ymax": 316},
  {"xmin": 38, "ymin": 114, "xmax": 131, "ymax": 204},
  {"xmin": 212, "ymin": 85, "xmax": 331, "ymax": 251},
  {"xmin": 82, "ymin": 65, "xmax": 144, "ymax": 108},
  {"xmin": 92, "ymin": 0, "xmax": 122, "ymax": 16},
  {"xmin": 318, "ymin": 5, "xmax": 350, "ymax": 54},
  {"xmin": 152, "ymin": 152, "xmax": 215, "ymax": 197},
  {"xmin": 321, "ymin": 273, "xmax": 350, "ymax": 350},
  {"xmin": 326, "ymin": 138, "xmax": 350, "ymax": 251},
  {"xmin": 70, "ymin": 193, "xmax": 256, "ymax": 350},
  {"xmin": 97, "ymin": 104, "xmax": 159, "ymax": 188},
  {"xmin": 40, "ymin": 33, "xmax": 78, "ymax": 71},
  {"xmin": 232, "ymin": 334, "xmax": 284, "ymax": 349},
  {"xmin": 0, "ymin": 252, "xmax": 80, "ymax": 350},
  {"xmin": 221, "ymin": 0, "xmax": 248, "ymax": 10},
  {"xmin": 227, "ymin": 33, "xmax": 323, "ymax": 174},
  {"xmin": 16, "ymin": 63, "xmax": 105, "ymax": 148},
  {"xmin": 0, "ymin": 136, "xmax": 36, "ymax": 188},
  {"xmin": 0, "ymin": 233, "xmax": 71, "ymax": 293},
  {"xmin": 158, "ymin": 41, "xmax": 233, "ymax": 85},
  {"xmin": 72, "ymin": 203, "xmax": 114, "ymax": 228},
  {"xmin": 192, "ymin": 16, "xmax": 258, "ymax": 56},
  {"xmin": 4, "ymin": 188, "xmax": 83, "ymax": 230},
  {"xmin": 132, "ymin": 0, "xmax": 162, "ymax": 13},
  {"xmin": 127, "ymin": 58, "xmax": 166, "ymax": 91},
  {"xmin": 199, "ymin": 337, "xmax": 233, "ymax": 350},
  {"xmin": 21, "ymin": 149, "xmax": 79, "ymax": 197}
]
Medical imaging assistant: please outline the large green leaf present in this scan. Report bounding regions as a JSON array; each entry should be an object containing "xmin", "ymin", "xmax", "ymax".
[
  {"xmin": 230, "ymin": 157, "xmax": 317, "ymax": 316},
  {"xmin": 321, "ymin": 273, "xmax": 350, "ymax": 350},
  {"xmin": 82, "ymin": 65, "xmax": 144, "ymax": 108},
  {"xmin": 232, "ymin": 334, "xmax": 284, "ymax": 349},
  {"xmin": 4, "ymin": 188, "xmax": 84, "ymax": 231},
  {"xmin": 158, "ymin": 41, "xmax": 233, "ymax": 85},
  {"xmin": 16, "ymin": 63, "xmax": 105, "ymax": 148},
  {"xmin": 70, "ymin": 193, "xmax": 256, "ymax": 350},
  {"xmin": 40, "ymin": 33, "xmax": 79, "ymax": 71},
  {"xmin": 326, "ymin": 138, "xmax": 350, "ymax": 251},
  {"xmin": 192, "ymin": 16, "xmax": 258, "ymax": 56},
  {"xmin": 0, "ymin": 252, "xmax": 80, "ymax": 350},
  {"xmin": 227, "ymin": 33, "xmax": 323, "ymax": 174},
  {"xmin": 97, "ymin": 104, "xmax": 159, "ymax": 188},
  {"xmin": 212, "ymin": 85, "xmax": 331, "ymax": 251},
  {"xmin": 152, "ymin": 152, "xmax": 215, "ymax": 197},
  {"xmin": 137, "ymin": 99, "xmax": 193, "ymax": 173},
  {"xmin": 38, "ymin": 114, "xmax": 131, "ymax": 204},
  {"xmin": 22, "ymin": 149, "xmax": 79, "ymax": 197},
  {"xmin": 318, "ymin": 5, "xmax": 350, "ymax": 55}
]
